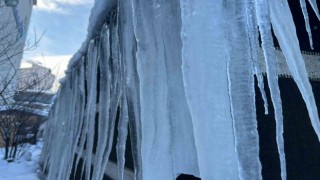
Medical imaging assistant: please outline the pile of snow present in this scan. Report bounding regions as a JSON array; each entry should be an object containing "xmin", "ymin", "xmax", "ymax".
[{"xmin": 0, "ymin": 142, "xmax": 43, "ymax": 180}]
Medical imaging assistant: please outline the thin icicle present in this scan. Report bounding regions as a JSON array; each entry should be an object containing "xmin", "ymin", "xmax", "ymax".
[
  {"xmin": 74, "ymin": 58, "xmax": 89, "ymax": 172},
  {"xmin": 91, "ymin": 24, "xmax": 111, "ymax": 180},
  {"xmin": 82, "ymin": 40, "xmax": 99, "ymax": 180},
  {"xmin": 307, "ymin": 0, "xmax": 320, "ymax": 21},
  {"xmin": 269, "ymin": 0, "xmax": 320, "ymax": 140},
  {"xmin": 116, "ymin": 95, "xmax": 129, "ymax": 180},
  {"xmin": 300, "ymin": 0, "xmax": 314, "ymax": 50},
  {"xmin": 71, "ymin": 65, "xmax": 87, "ymax": 180},
  {"xmin": 245, "ymin": 0, "xmax": 269, "ymax": 114},
  {"xmin": 255, "ymin": 0, "xmax": 287, "ymax": 179}
]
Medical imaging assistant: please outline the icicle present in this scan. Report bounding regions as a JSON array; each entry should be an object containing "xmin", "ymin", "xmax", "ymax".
[
  {"xmin": 300, "ymin": 0, "xmax": 314, "ymax": 50},
  {"xmin": 40, "ymin": 1, "xmax": 320, "ymax": 180},
  {"xmin": 41, "ymin": 100, "xmax": 57, "ymax": 175},
  {"xmin": 97, "ymin": 14, "xmax": 122, "ymax": 180},
  {"xmin": 180, "ymin": 1, "xmax": 239, "ymax": 179},
  {"xmin": 64, "ymin": 68, "xmax": 86, "ymax": 180},
  {"xmin": 74, "ymin": 58, "xmax": 89, "ymax": 173},
  {"xmin": 255, "ymin": 0, "xmax": 287, "ymax": 179},
  {"xmin": 71, "ymin": 61, "xmax": 87, "ymax": 179},
  {"xmin": 118, "ymin": 1, "xmax": 143, "ymax": 179},
  {"xmin": 60, "ymin": 75, "xmax": 80, "ymax": 180},
  {"xmin": 84, "ymin": 40, "xmax": 99, "ymax": 180},
  {"xmin": 245, "ymin": 0, "xmax": 269, "ymax": 114},
  {"xmin": 307, "ymin": 0, "xmax": 320, "ymax": 21},
  {"xmin": 131, "ymin": 1, "xmax": 175, "ymax": 179},
  {"xmin": 116, "ymin": 94, "xmax": 129, "ymax": 180},
  {"xmin": 132, "ymin": 0, "xmax": 201, "ymax": 178},
  {"xmin": 269, "ymin": 0, "xmax": 320, "ymax": 140},
  {"xmin": 161, "ymin": 2, "xmax": 200, "ymax": 178},
  {"xmin": 226, "ymin": 1, "xmax": 262, "ymax": 179},
  {"xmin": 46, "ymin": 79, "xmax": 74, "ymax": 179},
  {"xmin": 91, "ymin": 24, "xmax": 111, "ymax": 180}
]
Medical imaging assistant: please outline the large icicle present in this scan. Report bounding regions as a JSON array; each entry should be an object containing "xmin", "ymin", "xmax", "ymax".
[
  {"xmin": 161, "ymin": 2, "xmax": 200, "ymax": 177},
  {"xmin": 131, "ymin": 0, "xmax": 173, "ymax": 179},
  {"xmin": 90, "ymin": 23, "xmax": 111, "ymax": 180},
  {"xmin": 118, "ymin": 0, "xmax": 143, "ymax": 179},
  {"xmin": 300, "ymin": 0, "xmax": 314, "ymax": 49},
  {"xmin": 180, "ymin": 1, "xmax": 239, "ymax": 179},
  {"xmin": 46, "ymin": 77, "xmax": 75, "ymax": 179},
  {"xmin": 132, "ymin": 0, "xmax": 200, "ymax": 179},
  {"xmin": 269, "ymin": 0, "xmax": 320, "ymax": 141},
  {"xmin": 98, "ymin": 14, "xmax": 122, "ymax": 180},
  {"xmin": 226, "ymin": 1, "xmax": 262, "ymax": 179},
  {"xmin": 255, "ymin": 0, "xmax": 287, "ymax": 179}
]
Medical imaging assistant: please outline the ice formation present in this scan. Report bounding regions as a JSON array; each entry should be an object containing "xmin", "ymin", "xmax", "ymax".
[{"xmin": 40, "ymin": 0, "xmax": 320, "ymax": 180}]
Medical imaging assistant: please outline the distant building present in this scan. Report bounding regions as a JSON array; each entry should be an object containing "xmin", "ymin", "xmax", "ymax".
[
  {"xmin": 17, "ymin": 63, "xmax": 55, "ymax": 92},
  {"xmin": 0, "ymin": 62, "xmax": 55, "ymax": 148}
]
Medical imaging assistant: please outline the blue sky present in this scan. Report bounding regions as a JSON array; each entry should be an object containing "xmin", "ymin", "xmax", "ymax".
[{"xmin": 23, "ymin": 0, "xmax": 94, "ymax": 79}]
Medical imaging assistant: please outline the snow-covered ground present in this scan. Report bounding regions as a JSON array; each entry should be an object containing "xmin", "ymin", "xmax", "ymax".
[{"xmin": 0, "ymin": 142, "xmax": 42, "ymax": 180}]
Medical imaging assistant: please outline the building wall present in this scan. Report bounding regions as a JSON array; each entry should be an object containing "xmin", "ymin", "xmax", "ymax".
[
  {"xmin": 17, "ymin": 63, "xmax": 55, "ymax": 91},
  {"xmin": 0, "ymin": 0, "xmax": 34, "ymax": 100}
]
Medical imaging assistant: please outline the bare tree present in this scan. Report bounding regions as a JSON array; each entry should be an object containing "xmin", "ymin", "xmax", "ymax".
[
  {"xmin": 0, "ymin": 64, "xmax": 54, "ymax": 161},
  {"xmin": 0, "ymin": 1, "xmax": 47, "ymax": 161},
  {"xmin": 0, "ymin": 7, "xmax": 43, "ymax": 102}
]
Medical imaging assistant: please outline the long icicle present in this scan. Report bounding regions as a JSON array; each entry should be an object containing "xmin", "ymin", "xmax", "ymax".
[
  {"xmin": 121, "ymin": 1, "xmax": 143, "ymax": 179},
  {"xmin": 84, "ymin": 40, "xmax": 99, "ymax": 180},
  {"xmin": 269, "ymin": 0, "xmax": 320, "ymax": 140},
  {"xmin": 116, "ymin": 94, "xmax": 129, "ymax": 180},
  {"xmin": 255, "ymin": 0, "xmax": 287, "ymax": 179},
  {"xmin": 180, "ymin": 0, "xmax": 239, "ymax": 179},
  {"xmin": 91, "ymin": 24, "xmax": 111, "ymax": 180},
  {"xmin": 245, "ymin": 0, "xmax": 269, "ymax": 114},
  {"xmin": 226, "ymin": 0, "xmax": 262, "ymax": 179},
  {"xmin": 300, "ymin": 0, "xmax": 314, "ymax": 50},
  {"xmin": 307, "ymin": 0, "xmax": 320, "ymax": 21},
  {"xmin": 98, "ymin": 13, "xmax": 122, "ymax": 180}
]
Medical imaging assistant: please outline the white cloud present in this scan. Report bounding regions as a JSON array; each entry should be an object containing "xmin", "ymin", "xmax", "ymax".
[{"xmin": 35, "ymin": 0, "xmax": 92, "ymax": 13}]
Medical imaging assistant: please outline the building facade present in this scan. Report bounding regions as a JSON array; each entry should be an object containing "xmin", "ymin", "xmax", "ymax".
[
  {"xmin": 17, "ymin": 62, "xmax": 55, "ymax": 92},
  {"xmin": 0, "ymin": 0, "xmax": 35, "ymax": 101}
]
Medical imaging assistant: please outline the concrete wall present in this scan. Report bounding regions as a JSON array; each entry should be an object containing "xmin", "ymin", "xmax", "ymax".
[{"xmin": 0, "ymin": 0, "xmax": 34, "ymax": 100}]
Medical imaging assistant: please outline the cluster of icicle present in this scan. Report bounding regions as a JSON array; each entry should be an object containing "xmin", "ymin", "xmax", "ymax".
[{"xmin": 40, "ymin": 0, "xmax": 320, "ymax": 179}]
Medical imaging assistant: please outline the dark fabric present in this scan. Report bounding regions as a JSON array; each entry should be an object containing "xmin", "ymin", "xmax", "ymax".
[{"xmin": 256, "ymin": 77, "xmax": 320, "ymax": 180}]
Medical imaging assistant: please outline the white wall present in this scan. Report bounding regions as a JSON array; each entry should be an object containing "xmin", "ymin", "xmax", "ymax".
[{"xmin": 0, "ymin": 0, "xmax": 34, "ymax": 100}]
